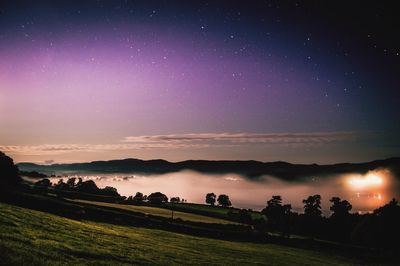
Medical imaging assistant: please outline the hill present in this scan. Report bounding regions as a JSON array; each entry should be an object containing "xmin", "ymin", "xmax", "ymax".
[
  {"xmin": 17, "ymin": 157, "xmax": 400, "ymax": 180},
  {"xmin": 0, "ymin": 202, "xmax": 357, "ymax": 265}
]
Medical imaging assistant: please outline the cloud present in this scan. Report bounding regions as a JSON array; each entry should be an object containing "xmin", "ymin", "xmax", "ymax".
[
  {"xmin": 0, "ymin": 131, "xmax": 372, "ymax": 156},
  {"xmin": 0, "ymin": 143, "xmax": 212, "ymax": 156},
  {"xmin": 123, "ymin": 131, "xmax": 363, "ymax": 144}
]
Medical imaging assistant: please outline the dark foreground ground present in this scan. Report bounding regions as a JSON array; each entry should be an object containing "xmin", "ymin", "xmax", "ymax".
[
  {"xmin": 0, "ymin": 189, "xmax": 397, "ymax": 265},
  {"xmin": 0, "ymin": 201, "xmax": 359, "ymax": 266}
]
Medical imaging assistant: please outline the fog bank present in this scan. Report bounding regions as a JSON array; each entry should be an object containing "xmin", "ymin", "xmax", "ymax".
[{"xmin": 47, "ymin": 168, "xmax": 399, "ymax": 213}]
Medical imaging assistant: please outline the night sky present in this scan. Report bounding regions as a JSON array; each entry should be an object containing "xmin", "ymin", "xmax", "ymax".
[{"xmin": 1, "ymin": 0, "xmax": 399, "ymax": 163}]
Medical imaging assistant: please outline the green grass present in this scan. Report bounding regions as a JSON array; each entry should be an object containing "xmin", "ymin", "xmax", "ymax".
[
  {"xmin": 69, "ymin": 199, "xmax": 236, "ymax": 224},
  {"xmin": 0, "ymin": 202, "xmax": 357, "ymax": 265}
]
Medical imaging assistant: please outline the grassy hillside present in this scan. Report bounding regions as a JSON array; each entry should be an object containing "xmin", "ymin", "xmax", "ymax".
[
  {"xmin": 70, "ymin": 199, "xmax": 236, "ymax": 224},
  {"xmin": 0, "ymin": 202, "xmax": 356, "ymax": 265}
]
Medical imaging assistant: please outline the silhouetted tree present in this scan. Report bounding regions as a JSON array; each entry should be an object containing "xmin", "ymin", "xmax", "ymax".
[
  {"xmin": 303, "ymin": 194, "xmax": 322, "ymax": 217},
  {"xmin": 0, "ymin": 151, "xmax": 21, "ymax": 188},
  {"xmin": 132, "ymin": 192, "xmax": 144, "ymax": 203},
  {"xmin": 205, "ymin": 192, "xmax": 216, "ymax": 206},
  {"xmin": 330, "ymin": 197, "xmax": 352, "ymax": 218},
  {"xmin": 351, "ymin": 199, "xmax": 400, "ymax": 248},
  {"xmin": 373, "ymin": 198, "xmax": 400, "ymax": 248},
  {"xmin": 147, "ymin": 192, "xmax": 168, "ymax": 204},
  {"xmin": 262, "ymin": 195, "xmax": 293, "ymax": 236},
  {"xmin": 76, "ymin": 178, "xmax": 83, "ymax": 187},
  {"xmin": 66, "ymin": 177, "xmax": 77, "ymax": 189},
  {"xmin": 34, "ymin": 178, "xmax": 52, "ymax": 188},
  {"xmin": 170, "ymin": 197, "xmax": 180, "ymax": 203},
  {"xmin": 101, "ymin": 186, "xmax": 120, "ymax": 197},
  {"xmin": 54, "ymin": 179, "xmax": 69, "ymax": 190},
  {"xmin": 262, "ymin": 195, "xmax": 283, "ymax": 221},
  {"xmin": 374, "ymin": 198, "xmax": 399, "ymax": 217},
  {"xmin": 329, "ymin": 197, "xmax": 353, "ymax": 241},
  {"xmin": 301, "ymin": 194, "xmax": 323, "ymax": 237},
  {"xmin": 217, "ymin": 194, "xmax": 232, "ymax": 207},
  {"xmin": 76, "ymin": 180, "xmax": 99, "ymax": 194},
  {"xmin": 51, "ymin": 177, "xmax": 121, "ymax": 197}
]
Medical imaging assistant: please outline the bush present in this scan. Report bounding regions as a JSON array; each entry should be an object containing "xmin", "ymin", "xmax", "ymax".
[
  {"xmin": 0, "ymin": 151, "xmax": 21, "ymax": 188},
  {"xmin": 147, "ymin": 192, "xmax": 168, "ymax": 204}
]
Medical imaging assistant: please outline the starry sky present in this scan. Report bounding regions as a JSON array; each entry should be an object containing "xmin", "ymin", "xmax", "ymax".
[{"xmin": 0, "ymin": 0, "xmax": 399, "ymax": 164}]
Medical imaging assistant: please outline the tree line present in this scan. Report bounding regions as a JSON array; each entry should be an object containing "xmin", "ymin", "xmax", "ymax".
[
  {"xmin": 34, "ymin": 177, "xmax": 186, "ymax": 205},
  {"xmin": 242, "ymin": 194, "xmax": 399, "ymax": 249},
  {"xmin": 205, "ymin": 192, "xmax": 232, "ymax": 207}
]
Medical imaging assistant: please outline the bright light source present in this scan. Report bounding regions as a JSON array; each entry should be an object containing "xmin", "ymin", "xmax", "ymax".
[{"xmin": 347, "ymin": 173, "xmax": 383, "ymax": 190}]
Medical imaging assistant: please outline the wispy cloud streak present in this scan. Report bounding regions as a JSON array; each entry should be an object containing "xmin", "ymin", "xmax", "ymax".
[
  {"xmin": 123, "ymin": 132, "xmax": 363, "ymax": 144},
  {"xmin": 1, "ymin": 131, "xmax": 371, "ymax": 156},
  {"xmin": 0, "ymin": 143, "xmax": 212, "ymax": 156}
]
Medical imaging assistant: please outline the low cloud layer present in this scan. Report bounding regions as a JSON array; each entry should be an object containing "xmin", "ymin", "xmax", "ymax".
[
  {"xmin": 1, "ymin": 131, "xmax": 372, "ymax": 156},
  {"xmin": 47, "ymin": 169, "xmax": 398, "ymax": 213},
  {"xmin": 0, "ymin": 143, "xmax": 212, "ymax": 156},
  {"xmin": 123, "ymin": 131, "xmax": 364, "ymax": 144}
]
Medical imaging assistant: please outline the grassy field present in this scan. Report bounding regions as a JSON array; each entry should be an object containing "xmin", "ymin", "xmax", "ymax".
[
  {"xmin": 70, "ymin": 199, "xmax": 236, "ymax": 224},
  {"xmin": 0, "ymin": 202, "xmax": 357, "ymax": 265}
]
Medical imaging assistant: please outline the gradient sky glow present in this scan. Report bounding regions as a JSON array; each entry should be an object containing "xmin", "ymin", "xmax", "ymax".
[{"xmin": 1, "ymin": 1, "xmax": 399, "ymax": 163}]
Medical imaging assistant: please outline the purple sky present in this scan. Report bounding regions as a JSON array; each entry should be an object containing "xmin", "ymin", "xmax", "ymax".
[{"xmin": 0, "ymin": 1, "xmax": 399, "ymax": 163}]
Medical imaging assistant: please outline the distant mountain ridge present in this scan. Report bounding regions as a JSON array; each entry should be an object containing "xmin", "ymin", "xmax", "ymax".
[{"xmin": 17, "ymin": 157, "xmax": 400, "ymax": 180}]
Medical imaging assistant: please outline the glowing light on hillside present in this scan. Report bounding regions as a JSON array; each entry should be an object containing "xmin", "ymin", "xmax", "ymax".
[{"xmin": 347, "ymin": 172, "xmax": 383, "ymax": 190}]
